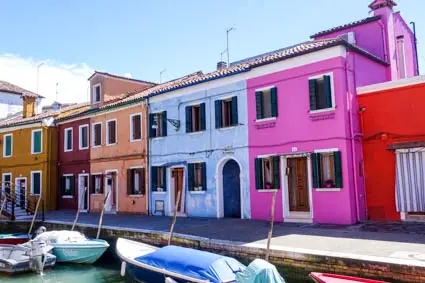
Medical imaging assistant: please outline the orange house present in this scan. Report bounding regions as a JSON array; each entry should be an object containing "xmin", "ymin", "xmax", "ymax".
[{"xmin": 358, "ymin": 75, "xmax": 425, "ymax": 222}]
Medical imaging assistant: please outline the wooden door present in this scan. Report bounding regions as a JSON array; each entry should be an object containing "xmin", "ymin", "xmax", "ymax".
[
  {"xmin": 287, "ymin": 157, "xmax": 310, "ymax": 212},
  {"xmin": 172, "ymin": 168, "xmax": 183, "ymax": 212}
]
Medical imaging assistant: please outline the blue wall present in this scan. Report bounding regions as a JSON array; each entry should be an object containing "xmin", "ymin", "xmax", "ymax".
[{"xmin": 149, "ymin": 80, "xmax": 251, "ymax": 218}]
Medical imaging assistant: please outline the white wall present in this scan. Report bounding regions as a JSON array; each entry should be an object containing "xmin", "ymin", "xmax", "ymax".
[{"xmin": 0, "ymin": 91, "xmax": 44, "ymax": 119}]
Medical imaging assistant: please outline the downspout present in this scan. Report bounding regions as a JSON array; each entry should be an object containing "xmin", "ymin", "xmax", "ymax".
[
  {"xmin": 145, "ymin": 97, "xmax": 151, "ymax": 215},
  {"xmin": 410, "ymin": 21, "xmax": 420, "ymax": 75},
  {"xmin": 377, "ymin": 20, "xmax": 391, "ymax": 80},
  {"xmin": 345, "ymin": 50, "xmax": 361, "ymax": 223}
]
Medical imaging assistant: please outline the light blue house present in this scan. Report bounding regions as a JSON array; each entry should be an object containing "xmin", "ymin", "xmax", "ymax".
[{"xmin": 148, "ymin": 78, "xmax": 250, "ymax": 219}]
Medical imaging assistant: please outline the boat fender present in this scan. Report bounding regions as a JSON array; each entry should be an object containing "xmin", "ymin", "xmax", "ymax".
[{"xmin": 120, "ymin": 261, "xmax": 126, "ymax": 277}]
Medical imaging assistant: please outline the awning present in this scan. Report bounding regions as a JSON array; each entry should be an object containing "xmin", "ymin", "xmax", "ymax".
[{"xmin": 395, "ymin": 148, "xmax": 425, "ymax": 212}]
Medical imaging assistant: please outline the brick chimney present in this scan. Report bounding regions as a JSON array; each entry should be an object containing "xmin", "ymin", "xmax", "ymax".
[{"xmin": 22, "ymin": 96, "xmax": 36, "ymax": 118}]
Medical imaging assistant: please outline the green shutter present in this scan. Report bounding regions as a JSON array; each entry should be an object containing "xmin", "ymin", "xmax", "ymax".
[
  {"xmin": 151, "ymin": 166, "xmax": 157, "ymax": 191},
  {"xmin": 200, "ymin": 103, "xmax": 206, "ymax": 131},
  {"xmin": 255, "ymin": 158, "xmax": 263, "ymax": 190},
  {"xmin": 70, "ymin": 175, "xmax": 75, "ymax": 196},
  {"xmin": 5, "ymin": 135, "xmax": 12, "ymax": 156},
  {"xmin": 271, "ymin": 87, "xmax": 278, "ymax": 118},
  {"xmin": 323, "ymin": 75, "xmax": 332, "ymax": 109},
  {"xmin": 188, "ymin": 163, "xmax": 194, "ymax": 191},
  {"xmin": 255, "ymin": 91, "xmax": 263, "ymax": 120},
  {"xmin": 149, "ymin": 114, "xmax": 156, "ymax": 138},
  {"xmin": 312, "ymin": 153, "xmax": 322, "ymax": 188},
  {"xmin": 309, "ymin": 79, "xmax": 317, "ymax": 111},
  {"xmin": 33, "ymin": 131, "xmax": 42, "ymax": 153},
  {"xmin": 272, "ymin": 156, "xmax": 280, "ymax": 189},
  {"xmin": 162, "ymin": 111, "xmax": 167, "ymax": 136},
  {"xmin": 334, "ymin": 151, "xmax": 343, "ymax": 188},
  {"xmin": 201, "ymin": 162, "xmax": 207, "ymax": 191},
  {"xmin": 215, "ymin": 100, "xmax": 222, "ymax": 129},
  {"xmin": 162, "ymin": 166, "xmax": 167, "ymax": 191},
  {"xmin": 185, "ymin": 106, "xmax": 192, "ymax": 133},
  {"xmin": 231, "ymin": 96, "xmax": 238, "ymax": 126}
]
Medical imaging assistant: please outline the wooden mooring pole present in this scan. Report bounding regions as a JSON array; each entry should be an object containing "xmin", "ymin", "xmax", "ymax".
[
  {"xmin": 97, "ymin": 191, "xmax": 110, "ymax": 239},
  {"xmin": 265, "ymin": 190, "xmax": 277, "ymax": 261},
  {"xmin": 72, "ymin": 186, "xmax": 87, "ymax": 231},
  {"xmin": 28, "ymin": 195, "xmax": 42, "ymax": 236},
  {"xmin": 168, "ymin": 190, "xmax": 181, "ymax": 246},
  {"xmin": 0, "ymin": 196, "xmax": 6, "ymax": 217}
]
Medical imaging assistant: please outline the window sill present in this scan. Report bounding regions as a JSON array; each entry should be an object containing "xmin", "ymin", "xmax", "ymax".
[
  {"xmin": 218, "ymin": 125, "xmax": 237, "ymax": 131},
  {"xmin": 31, "ymin": 152, "xmax": 42, "ymax": 155},
  {"xmin": 188, "ymin": 131, "xmax": 205, "ymax": 136},
  {"xmin": 151, "ymin": 137, "xmax": 166, "ymax": 140},
  {"xmin": 91, "ymin": 193, "xmax": 104, "ymax": 196},
  {"xmin": 92, "ymin": 145, "xmax": 101, "ymax": 149},
  {"xmin": 315, "ymin": 188, "xmax": 341, "ymax": 192},
  {"xmin": 309, "ymin": 108, "xmax": 335, "ymax": 114},
  {"xmin": 106, "ymin": 143, "xmax": 117, "ymax": 147},
  {"xmin": 130, "ymin": 139, "xmax": 142, "ymax": 143},
  {"xmin": 257, "ymin": 189, "xmax": 278, "ymax": 193},
  {"xmin": 30, "ymin": 194, "xmax": 41, "ymax": 196},
  {"xmin": 129, "ymin": 194, "xmax": 145, "ymax": 197},
  {"xmin": 62, "ymin": 195, "xmax": 74, "ymax": 199},
  {"xmin": 189, "ymin": 191, "xmax": 206, "ymax": 195},
  {"xmin": 64, "ymin": 149, "xmax": 73, "ymax": 152},
  {"xmin": 152, "ymin": 191, "xmax": 166, "ymax": 195},
  {"xmin": 3, "ymin": 155, "xmax": 12, "ymax": 158},
  {"xmin": 255, "ymin": 117, "xmax": 277, "ymax": 123},
  {"xmin": 79, "ymin": 147, "xmax": 89, "ymax": 150}
]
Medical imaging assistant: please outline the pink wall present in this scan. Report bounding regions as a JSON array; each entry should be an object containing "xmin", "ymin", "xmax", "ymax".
[{"xmin": 393, "ymin": 12, "xmax": 418, "ymax": 78}]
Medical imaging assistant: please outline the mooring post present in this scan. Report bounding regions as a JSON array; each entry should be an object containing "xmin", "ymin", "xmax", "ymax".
[
  {"xmin": 72, "ymin": 187, "xmax": 87, "ymax": 231},
  {"xmin": 97, "ymin": 191, "xmax": 110, "ymax": 239},
  {"xmin": 168, "ymin": 190, "xmax": 181, "ymax": 245},
  {"xmin": 265, "ymin": 190, "xmax": 277, "ymax": 261},
  {"xmin": 28, "ymin": 196, "xmax": 42, "ymax": 236}
]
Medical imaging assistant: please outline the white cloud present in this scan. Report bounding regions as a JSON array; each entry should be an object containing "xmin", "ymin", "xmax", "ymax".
[
  {"xmin": 0, "ymin": 53, "xmax": 94, "ymax": 105},
  {"xmin": 123, "ymin": 72, "xmax": 133, "ymax": 78}
]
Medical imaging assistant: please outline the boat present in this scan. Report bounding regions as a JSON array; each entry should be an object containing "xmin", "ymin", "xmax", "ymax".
[
  {"xmin": 30, "ymin": 230, "xmax": 109, "ymax": 264},
  {"xmin": 0, "ymin": 240, "xmax": 56, "ymax": 274},
  {"xmin": 0, "ymin": 226, "xmax": 46, "ymax": 245},
  {"xmin": 309, "ymin": 272, "xmax": 389, "ymax": 283},
  {"xmin": 116, "ymin": 238, "xmax": 246, "ymax": 283}
]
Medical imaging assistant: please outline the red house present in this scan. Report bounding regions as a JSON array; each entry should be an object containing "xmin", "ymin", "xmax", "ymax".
[{"xmin": 358, "ymin": 75, "xmax": 425, "ymax": 222}]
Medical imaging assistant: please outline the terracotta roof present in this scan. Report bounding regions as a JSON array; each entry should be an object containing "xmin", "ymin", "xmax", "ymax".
[
  {"xmin": 0, "ymin": 102, "xmax": 89, "ymax": 128},
  {"xmin": 87, "ymin": 71, "xmax": 157, "ymax": 86},
  {"xmin": 310, "ymin": 16, "xmax": 381, "ymax": 38},
  {"xmin": 0, "ymin": 80, "xmax": 44, "ymax": 98}
]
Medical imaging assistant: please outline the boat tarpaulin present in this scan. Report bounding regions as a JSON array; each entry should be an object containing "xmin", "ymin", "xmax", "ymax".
[
  {"xmin": 236, "ymin": 259, "xmax": 285, "ymax": 283},
  {"xmin": 135, "ymin": 245, "xmax": 245, "ymax": 283}
]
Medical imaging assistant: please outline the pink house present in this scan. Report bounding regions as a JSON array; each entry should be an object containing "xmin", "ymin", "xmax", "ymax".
[{"xmin": 248, "ymin": 0, "xmax": 418, "ymax": 224}]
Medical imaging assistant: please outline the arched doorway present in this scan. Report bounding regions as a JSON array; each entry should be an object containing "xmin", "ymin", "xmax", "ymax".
[{"xmin": 222, "ymin": 160, "xmax": 241, "ymax": 218}]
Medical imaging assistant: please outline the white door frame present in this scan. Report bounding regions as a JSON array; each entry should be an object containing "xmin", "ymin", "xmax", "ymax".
[
  {"xmin": 168, "ymin": 166, "xmax": 185, "ymax": 216},
  {"xmin": 216, "ymin": 156, "xmax": 245, "ymax": 219},
  {"xmin": 14, "ymin": 177, "xmax": 27, "ymax": 210},
  {"xmin": 78, "ymin": 173, "xmax": 90, "ymax": 212},
  {"xmin": 281, "ymin": 153, "xmax": 314, "ymax": 223},
  {"xmin": 104, "ymin": 169, "xmax": 118, "ymax": 213}
]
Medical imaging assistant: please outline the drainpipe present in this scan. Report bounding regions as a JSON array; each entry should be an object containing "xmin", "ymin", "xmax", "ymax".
[
  {"xmin": 376, "ymin": 20, "xmax": 390, "ymax": 80},
  {"xmin": 345, "ymin": 50, "xmax": 361, "ymax": 223},
  {"xmin": 145, "ymin": 97, "xmax": 151, "ymax": 215},
  {"xmin": 410, "ymin": 22, "xmax": 420, "ymax": 75}
]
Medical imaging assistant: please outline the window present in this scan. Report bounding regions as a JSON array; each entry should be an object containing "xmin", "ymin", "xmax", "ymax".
[
  {"xmin": 31, "ymin": 129, "xmax": 42, "ymax": 154},
  {"xmin": 93, "ymin": 84, "xmax": 101, "ymax": 103},
  {"xmin": 255, "ymin": 156, "xmax": 280, "ymax": 190},
  {"xmin": 92, "ymin": 122, "xmax": 102, "ymax": 147},
  {"xmin": 149, "ymin": 112, "xmax": 167, "ymax": 138},
  {"xmin": 188, "ymin": 163, "xmax": 206, "ymax": 191},
  {"xmin": 91, "ymin": 174, "xmax": 104, "ymax": 194},
  {"xmin": 106, "ymin": 119, "xmax": 117, "ymax": 145},
  {"xmin": 309, "ymin": 75, "xmax": 333, "ymax": 111},
  {"xmin": 127, "ymin": 168, "xmax": 145, "ymax": 195},
  {"xmin": 2, "ymin": 173, "xmax": 12, "ymax": 196},
  {"xmin": 255, "ymin": 87, "xmax": 278, "ymax": 120},
  {"xmin": 64, "ymin": 128, "xmax": 73, "ymax": 152},
  {"xmin": 31, "ymin": 171, "xmax": 42, "ymax": 195},
  {"xmin": 312, "ymin": 151, "xmax": 343, "ymax": 189},
  {"xmin": 130, "ymin": 114, "xmax": 142, "ymax": 141},
  {"xmin": 151, "ymin": 166, "xmax": 166, "ymax": 192},
  {"xmin": 186, "ymin": 103, "xmax": 206, "ymax": 133},
  {"xmin": 3, "ymin": 134, "xmax": 12, "ymax": 157},
  {"xmin": 215, "ymin": 97, "xmax": 238, "ymax": 128},
  {"xmin": 79, "ymin": 124, "xmax": 89, "ymax": 150},
  {"xmin": 61, "ymin": 175, "xmax": 75, "ymax": 197},
  {"xmin": 397, "ymin": 36, "xmax": 406, "ymax": 79}
]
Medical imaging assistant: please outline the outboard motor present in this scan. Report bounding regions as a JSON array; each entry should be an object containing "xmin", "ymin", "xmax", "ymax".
[
  {"xmin": 29, "ymin": 240, "xmax": 48, "ymax": 273},
  {"xmin": 31, "ymin": 226, "xmax": 47, "ymax": 239}
]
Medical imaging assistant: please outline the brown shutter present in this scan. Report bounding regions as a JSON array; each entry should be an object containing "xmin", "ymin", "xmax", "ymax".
[
  {"xmin": 108, "ymin": 121, "xmax": 116, "ymax": 144},
  {"xmin": 139, "ymin": 168, "xmax": 145, "ymax": 195},
  {"xmin": 133, "ymin": 115, "xmax": 141, "ymax": 140},
  {"xmin": 127, "ymin": 169, "xmax": 133, "ymax": 195},
  {"xmin": 95, "ymin": 124, "xmax": 101, "ymax": 145}
]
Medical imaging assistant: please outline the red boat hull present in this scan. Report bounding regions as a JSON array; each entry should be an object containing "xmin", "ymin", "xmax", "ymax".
[
  {"xmin": 310, "ymin": 272, "xmax": 389, "ymax": 283},
  {"xmin": 0, "ymin": 238, "xmax": 29, "ymax": 245}
]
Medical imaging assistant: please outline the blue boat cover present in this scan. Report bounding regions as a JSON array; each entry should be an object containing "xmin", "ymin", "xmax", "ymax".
[{"xmin": 135, "ymin": 245, "xmax": 246, "ymax": 283}]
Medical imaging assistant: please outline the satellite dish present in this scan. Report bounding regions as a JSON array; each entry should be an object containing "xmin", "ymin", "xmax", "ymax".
[{"xmin": 42, "ymin": 117, "xmax": 54, "ymax": 127}]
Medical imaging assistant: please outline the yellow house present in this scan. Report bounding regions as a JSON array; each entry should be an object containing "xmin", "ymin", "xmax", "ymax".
[{"xmin": 0, "ymin": 95, "xmax": 87, "ymax": 214}]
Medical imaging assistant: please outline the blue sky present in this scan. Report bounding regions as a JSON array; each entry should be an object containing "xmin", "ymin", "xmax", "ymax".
[{"xmin": 0, "ymin": 0, "xmax": 423, "ymax": 102}]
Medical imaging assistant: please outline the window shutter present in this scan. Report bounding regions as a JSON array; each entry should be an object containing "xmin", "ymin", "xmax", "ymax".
[
  {"xmin": 324, "ymin": 75, "xmax": 332, "ymax": 109},
  {"xmin": 5, "ymin": 136, "xmax": 11, "ymax": 156},
  {"xmin": 133, "ymin": 115, "xmax": 141, "ymax": 140},
  {"xmin": 127, "ymin": 169, "xmax": 133, "ymax": 195},
  {"xmin": 215, "ymin": 100, "xmax": 222, "ymax": 129},
  {"xmin": 312, "ymin": 153, "xmax": 322, "ymax": 188},
  {"xmin": 100, "ymin": 174, "xmax": 104, "ymax": 194},
  {"xmin": 90, "ymin": 175, "xmax": 95, "ymax": 194},
  {"xmin": 140, "ymin": 168, "xmax": 146, "ymax": 195},
  {"xmin": 271, "ymin": 87, "xmax": 278, "ymax": 117},
  {"xmin": 151, "ymin": 167, "xmax": 157, "ymax": 191},
  {"xmin": 333, "ymin": 151, "xmax": 343, "ymax": 188},
  {"xmin": 272, "ymin": 156, "xmax": 280, "ymax": 189},
  {"xmin": 185, "ymin": 106, "xmax": 192, "ymax": 133},
  {"xmin": 309, "ymin": 79, "xmax": 317, "ymax": 111},
  {"xmin": 201, "ymin": 162, "xmax": 207, "ymax": 191},
  {"xmin": 255, "ymin": 91, "xmax": 263, "ymax": 120},
  {"xmin": 162, "ymin": 111, "xmax": 167, "ymax": 136},
  {"xmin": 162, "ymin": 166, "xmax": 167, "ymax": 191},
  {"xmin": 70, "ymin": 176, "xmax": 75, "ymax": 196},
  {"xmin": 200, "ymin": 103, "xmax": 206, "ymax": 131},
  {"xmin": 188, "ymin": 163, "xmax": 194, "ymax": 191},
  {"xmin": 255, "ymin": 158, "xmax": 263, "ymax": 190},
  {"xmin": 67, "ymin": 130, "xmax": 72, "ymax": 149},
  {"xmin": 95, "ymin": 125, "xmax": 101, "ymax": 145},
  {"xmin": 149, "ymin": 114, "xmax": 156, "ymax": 138},
  {"xmin": 34, "ymin": 131, "xmax": 41, "ymax": 153},
  {"xmin": 231, "ymin": 96, "xmax": 238, "ymax": 126},
  {"xmin": 60, "ymin": 176, "xmax": 65, "ymax": 196}
]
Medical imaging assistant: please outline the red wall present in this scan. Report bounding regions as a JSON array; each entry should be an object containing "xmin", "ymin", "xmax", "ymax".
[{"xmin": 359, "ymin": 82, "xmax": 425, "ymax": 221}]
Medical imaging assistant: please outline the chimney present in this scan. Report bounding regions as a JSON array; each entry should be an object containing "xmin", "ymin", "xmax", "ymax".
[
  {"xmin": 22, "ymin": 96, "xmax": 36, "ymax": 118},
  {"xmin": 369, "ymin": 0, "xmax": 396, "ymax": 14},
  {"xmin": 216, "ymin": 61, "xmax": 227, "ymax": 71}
]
